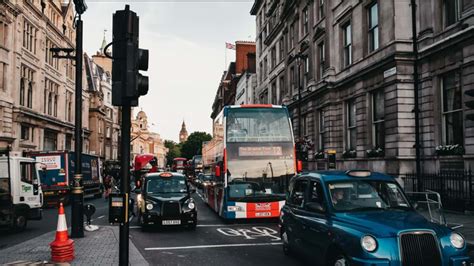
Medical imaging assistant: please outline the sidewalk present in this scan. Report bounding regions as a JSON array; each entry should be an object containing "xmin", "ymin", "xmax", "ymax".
[{"xmin": 0, "ymin": 226, "xmax": 148, "ymax": 265}]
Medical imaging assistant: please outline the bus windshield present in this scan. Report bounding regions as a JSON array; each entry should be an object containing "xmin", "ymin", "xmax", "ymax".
[
  {"xmin": 225, "ymin": 107, "xmax": 295, "ymax": 201},
  {"xmin": 226, "ymin": 108, "xmax": 292, "ymax": 143}
]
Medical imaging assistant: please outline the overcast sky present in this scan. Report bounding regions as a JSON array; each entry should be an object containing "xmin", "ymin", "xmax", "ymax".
[{"xmin": 82, "ymin": 1, "xmax": 255, "ymax": 142}]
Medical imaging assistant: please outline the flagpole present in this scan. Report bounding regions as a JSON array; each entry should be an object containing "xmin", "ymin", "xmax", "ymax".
[{"xmin": 225, "ymin": 44, "xmax": 227, "ymax": 71}]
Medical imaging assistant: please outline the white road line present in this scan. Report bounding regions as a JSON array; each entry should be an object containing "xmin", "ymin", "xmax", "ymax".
[
  {"xmin": 97, "ymin": 215, "xmax": 105, "ymax": 219},
  {"xmin": 129, "ymin": 224, "xmax": 276, "ymax": 229},
  {"xmin": 145, "ymin": 242, "xmax": 282, "ymax": 251}
]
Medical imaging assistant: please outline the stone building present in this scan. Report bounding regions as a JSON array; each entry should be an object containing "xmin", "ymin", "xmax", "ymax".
[
  {"xmin": 84, "ymin": 49, "xmax": 120, "ymax": 161},
  {"xmin": 131, "ymin": 110, "xmax": 167, "ymax": 169},
  {"xmin": 0, "ymin": 0, "xmax": 90, "ymax": 152},
  {"xmin": 251, "ymin": 0, "xmax": 474, "ymax": 174}
]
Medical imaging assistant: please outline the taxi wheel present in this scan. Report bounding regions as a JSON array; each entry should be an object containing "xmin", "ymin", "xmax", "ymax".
[
  {"xmin": 282, "ymin": 229, "xmax": 292, "ymax": 256},
  {"xmin": 331, "ymin": 254, "xmax": 349, "ymax": 266}
]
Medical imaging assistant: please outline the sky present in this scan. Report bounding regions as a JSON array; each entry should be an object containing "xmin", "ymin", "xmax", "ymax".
[{"xmin": 81, "ymin": 0, "xmax": 255, "ymax": 143}]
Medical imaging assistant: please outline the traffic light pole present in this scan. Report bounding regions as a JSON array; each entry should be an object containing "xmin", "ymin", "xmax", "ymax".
[
  {"xmin": 71, "ymin": 14, "xmax": 84, "ymax": 239},
  {"xmin": 119, "ymin": 105, "xmax": 131, "ymax": 266}
]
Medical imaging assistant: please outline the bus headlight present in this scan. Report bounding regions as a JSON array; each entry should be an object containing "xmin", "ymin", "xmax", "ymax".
[
  {"xmin": 450, "ymin": 232, "xmax": 465, "ymax": 249},
  {"xmin": 361, "ymin": 235, "xmax": 377, "ymax": 252},
  {"xmin": 146, "ymin": 203, "xmax": 154, "ymax": 211}
]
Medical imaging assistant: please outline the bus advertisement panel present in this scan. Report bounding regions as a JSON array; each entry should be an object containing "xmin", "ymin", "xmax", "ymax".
[{"xmin": 202, "ymin": 105, "xmax": 296, "ymax": 219}]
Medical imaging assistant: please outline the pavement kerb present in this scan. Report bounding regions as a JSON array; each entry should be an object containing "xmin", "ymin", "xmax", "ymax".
[{"xmin": 0, "ymin": 226, "xmax": 149, "ymax": 265}]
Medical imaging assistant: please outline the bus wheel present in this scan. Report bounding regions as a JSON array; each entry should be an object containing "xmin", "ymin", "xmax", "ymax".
[{"xmin": 13, "ymin": 214, "xmax": 27, "ymax": 232}]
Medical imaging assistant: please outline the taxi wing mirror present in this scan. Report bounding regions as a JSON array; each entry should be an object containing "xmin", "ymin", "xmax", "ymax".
[{"xmin": 305, "ymin": 202, "xmax": 326, "ymax": 213}]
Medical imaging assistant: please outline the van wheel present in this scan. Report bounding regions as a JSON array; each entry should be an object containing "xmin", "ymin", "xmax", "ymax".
[{"xmin": 13, "ymin": 214, "xmax": 27, "ymax": 232}]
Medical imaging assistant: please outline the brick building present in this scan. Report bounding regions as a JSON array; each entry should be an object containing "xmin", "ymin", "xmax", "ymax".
[{"xmin": 251, "ymin": 0, "xmax": 474, "ymax": 175}]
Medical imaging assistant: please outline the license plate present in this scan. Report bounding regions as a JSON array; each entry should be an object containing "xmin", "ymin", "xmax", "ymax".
[
  {"xmin": 255, "ymin": 212, "xmax": 272, "ymax": 217},
  {"xmin": 44, "ymin": 192, "xmax": 54, "ymax": 196},
  {"xmin": 162, "ymin": 220, "xmax": 181, "ymax": 225}
]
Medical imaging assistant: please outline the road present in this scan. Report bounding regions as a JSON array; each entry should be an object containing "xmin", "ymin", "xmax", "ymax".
[{"xmin": 0, "ymin": 196, "xmax": 110, "ymax": 250}]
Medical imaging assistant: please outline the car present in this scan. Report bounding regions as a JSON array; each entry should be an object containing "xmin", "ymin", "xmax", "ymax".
[
  {"xmin": 194, "ymin": 173, "xmax": 213, "ymax": 189},
  {"xmin": 136, "ymin": 172, "xmax": 197, "ymax": 230},
  {"xmin": 280, "ymin": 170, "xmax": 470, "ymax": 266}
]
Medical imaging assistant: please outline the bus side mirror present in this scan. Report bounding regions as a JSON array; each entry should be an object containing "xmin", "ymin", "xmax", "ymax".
[
  {"xmin": 215, "ymin": 166, "xmax": 221, "ymax": 178},
  {"xmin": 297, "ymin": 160, "xmax": 303, "ymax": 173}
]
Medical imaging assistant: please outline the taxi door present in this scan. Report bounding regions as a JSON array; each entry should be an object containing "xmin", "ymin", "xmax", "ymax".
[
  {"xmin": 284, "ymin": 178, "xmax": 309, "ymax": 248},
  {"xmin": 300, "ymin": 180, "xmax": 330, "ymax": 259}
]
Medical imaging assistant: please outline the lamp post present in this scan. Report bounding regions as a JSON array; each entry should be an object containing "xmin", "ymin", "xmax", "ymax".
[{"xmin": 71, "ymin": 0, "xmax": 87, "ymax": 238}]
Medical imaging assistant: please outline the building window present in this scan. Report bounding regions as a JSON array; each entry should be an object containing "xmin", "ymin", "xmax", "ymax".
[
  {"xmin": 442, "ymin": 72, "xmax": 463, "ymax": 146},
  {"xmin": 346, "ymin": 99, "xmax": 357, "ymax": 150},
  {"xmin": 65, "ymin": 91, "xmax": 73, "ymax": 122},
  {"xmin": 21, "ymin": 125, "xmax": 30, "ymax": 141},
  {"xmin": 259, "ymin": 89, "xmax": 269, "ymax": 104},
  {"xmin": 65, "ymin": 134, "xmax": 72, "ymax": 151},
  {"xmin": 319, "ymin": 0, "xmax": 325, "ymax": 20},
  {"xmin": 342, "ymin": 22, "xmax": 352, "ymax": 67},
  {"xmin": 368, "ymin": 2, "xmax": 379, "ymax": 52},
  {"xmin": 289, "ymin": 22, "xmax": 295, "ymax": 49},
  {"xmin": 263, "ymin": 56, "xmax": 268, "ymax": 78},
  {"xmin": 20, "ymin": 66, "xmax": 34, "ymax": 108},
  {"xmin": 271, "ymin": 46, "xmax": 276, "ymax": 69},
  {"xmin": 372, "ymin": 90, "xmax": 385, "ymax": 149},
  {"xmin": 54, "ymin": 94, "xmax": 58, "ymax": 117},
  {"xmin": 43, "ymin": 130, "xmax": 57, "ymax": 151},
  {"xmin": 303, "ymin": 114, "xmax": 310, "ymax": 137},
  {"xmin": 303, "ymin": 7, "xmax": 309, "ymax": 36},
  {"xmin": 106, "ymin": 127, "xmax": 111, "ymax": 138},
  {"xmin": 304, "ymin": 56, "xmax": 310, "ymax": 87},
  {"xmin": 45, "ymin": 79, "xmax": 59, "ymax": 116},
  {"xmin": 318, "ymin": 41, "xmax": 325, "ymax": 79},
  {"xmin": 290, "ymin": 66, "xmax": 295, "ymax": 94},
  {"xmin": 0, "ymin": 21, "xmax": 7, "ymax": 47},
  {"xmin": 279, "ymin": 75, "xmax": 286, "ymax": 103},
  {"xmin": 318, "ymin": 110, "xmax": 326, "ymax": 151},
  {"xmin": 0, "ymin": 63, "xmax": 5, "ymax": 91},
  {"xmin": 279, "ymin": 36, "xmax": 284, "ymax": 62},
  {"xmin": 23, "ymin": 20, "xmax": 37, "ymax": 53},
  {"xmin": 45, "ymin": 39, "xmax": 59, "ymax": 69},
  {"xmin": 444, "ymin": 0, "xmax": 460, "ymax": 27},
  {"xmin": 271, "ymin": 82, "xmax": 277, "ymax": 104}
]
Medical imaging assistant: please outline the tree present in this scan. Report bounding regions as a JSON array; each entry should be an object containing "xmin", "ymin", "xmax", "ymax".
[
  {"xmin": 180, "ymin": 132, "xmax": 212, "ymax": 159},
  {"xmin": 164, "ymin": 140, "xmax": 181, "ymax": 167}
]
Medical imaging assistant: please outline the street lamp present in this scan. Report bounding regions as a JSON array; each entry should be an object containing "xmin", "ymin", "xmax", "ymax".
[{"xmin": 51, "ymin": 1, "xmax": 87, "ymax": 238}]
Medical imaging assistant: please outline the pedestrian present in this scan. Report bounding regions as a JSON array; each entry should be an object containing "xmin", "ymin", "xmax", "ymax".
[{"xmin": 103, "ymin": 174, "xmax": 113, "ymax": 199}]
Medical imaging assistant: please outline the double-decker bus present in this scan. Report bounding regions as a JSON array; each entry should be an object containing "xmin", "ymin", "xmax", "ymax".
[
  {"xmin": 202, "ymin": 105, "xmax": 299, "ymax": 219},
  {"xmin": 172, "ymin": 157, "xmax": 187, "ymax": 173}
]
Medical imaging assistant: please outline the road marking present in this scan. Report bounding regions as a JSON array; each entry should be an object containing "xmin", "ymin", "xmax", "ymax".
[
  {"xmin": 129, "ymin": 224, "xmax": 277, "ymax": 229},
  {"xmin": 97, "ymin": 215, "xmax": 105, "ymax": 219},
  {"xmin": 217, "ymin": 227, "xmax": 281, "ymax": 241},
  {"xmin": 145, "ymin": 242, "xmax": 282, "ymax": 251}
]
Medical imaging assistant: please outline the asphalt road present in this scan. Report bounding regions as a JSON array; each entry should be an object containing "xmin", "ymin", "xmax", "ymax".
[
  {"xmin": 0, "ymin": 195, "xmax": 110, "ymax": 250},
  {"xmin": 129, "ymin": 190, "xmax": 310, "ymax": 266}
]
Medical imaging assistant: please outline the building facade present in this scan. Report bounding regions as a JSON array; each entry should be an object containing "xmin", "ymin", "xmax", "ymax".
[
  {"xmin": 251, "ymin": 0, "xmax": 474, "ymax": 175},
  {"xmin": 0, "ymin": 0, "xmax": 91, "ymax": 153},
  {"xmin": 84, "ymin": 49, "xmax": 120, "ymax": 161},
  {"xmin": 131, "ymin": 110, "xmax": 167, "ymax": 169}
]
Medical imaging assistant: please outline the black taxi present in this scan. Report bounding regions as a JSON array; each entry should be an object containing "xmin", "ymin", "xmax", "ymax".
[{"xmin": 136, "ymin": 172, "xmax": 197, "ymax": 229}]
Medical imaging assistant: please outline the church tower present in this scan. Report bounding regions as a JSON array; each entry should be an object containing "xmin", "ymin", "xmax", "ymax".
[{"xmin": 179, "ymin": 120, "xmax": 188, "ymax": 143}]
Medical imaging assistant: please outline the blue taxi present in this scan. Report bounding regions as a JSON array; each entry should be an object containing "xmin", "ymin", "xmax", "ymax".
[{"xmin": 279, "ymin": 170, "xmax": 470, "ymax": 266}]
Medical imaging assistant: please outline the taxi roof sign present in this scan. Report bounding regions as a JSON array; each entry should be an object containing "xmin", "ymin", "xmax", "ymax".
[
  {"xmin": 346, "ymin": 170, "xmax": 371, "ymax": 178},
  {"xmin": 159, "ymin": 172, "xmax": 173, "ymax": 178}
]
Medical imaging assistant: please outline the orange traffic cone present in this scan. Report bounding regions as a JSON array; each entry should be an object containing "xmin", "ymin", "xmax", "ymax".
[{"xmin": 50, "ymin": 203, "xmax": 75, "ymax": 262}]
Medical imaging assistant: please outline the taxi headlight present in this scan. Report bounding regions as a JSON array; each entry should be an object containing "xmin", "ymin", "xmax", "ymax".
[
  {"xmin": 450, "ymin": 232, "xmax": 465, "ymax": 249},
  {"xmin": 361, "ymin": 235, "xmax": 377, "ymax": 252},
  {"xmin": 188, "ymin": 202, "xmax": 195, "ymax": 209},
  {"xmin": 183, "ymin": 199, "xmax": 195, "ymax": 212},
  {"xmin": 146, "ymin": 203, "xmax": 154, "ymax": 211}
]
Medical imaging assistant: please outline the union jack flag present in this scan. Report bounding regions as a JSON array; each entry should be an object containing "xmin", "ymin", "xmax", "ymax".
[{"xmin": 225, "ymin": 42, "xmax": 236, "ymax": 50}]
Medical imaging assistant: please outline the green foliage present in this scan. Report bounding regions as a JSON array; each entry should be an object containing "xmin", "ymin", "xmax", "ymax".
[
  {"xmin": 164, "ymin": 140, "xmax": 181, "ymax": 167},
  {"xmin": 180, "ymin": 132, "xmax": 212, "ymax": 159}
]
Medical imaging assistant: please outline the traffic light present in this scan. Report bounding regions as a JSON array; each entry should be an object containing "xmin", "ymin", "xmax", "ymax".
[
  {"xmin": 465, "ymin": 87, "xmax": 474, "ymax": 121},
  {"xmin": 112, "ymin": 5, "xmax": 149, "ymax": 107}
]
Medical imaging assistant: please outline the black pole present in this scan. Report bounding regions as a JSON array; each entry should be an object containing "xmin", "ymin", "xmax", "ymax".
[
  {"xmin": 297, "ymin": 57, "xmax": 302, "ymax": 139},
  {"xmin": 71, "ymin": 15, "xmax": 84, "ymax": 238},
  {"xmin": 411, "ymin": 0, "xmax": 422, "ymax": 191},
  {"xmin": 119, "ymin": 105, "xmax": 131, "ymax": 266}
]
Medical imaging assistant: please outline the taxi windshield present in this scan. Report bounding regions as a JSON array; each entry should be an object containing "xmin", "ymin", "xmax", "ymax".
[
  {"xmin": 146, "ymin": 176, "xmax": 187, "ymax": 194},
  {"xmin": 327, "ymin": 180, "xmax": 411, "ymax": 212}
]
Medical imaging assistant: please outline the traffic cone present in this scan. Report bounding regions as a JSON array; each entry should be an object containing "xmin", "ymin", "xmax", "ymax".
[{"xmin": 50, "ymin": 203, "xmax": 75, "ymax": 263}]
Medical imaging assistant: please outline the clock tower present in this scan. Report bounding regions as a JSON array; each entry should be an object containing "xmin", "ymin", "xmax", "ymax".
[{"xmin": 179, "ymin": 120, "xmax": 188, "ymax": 143}]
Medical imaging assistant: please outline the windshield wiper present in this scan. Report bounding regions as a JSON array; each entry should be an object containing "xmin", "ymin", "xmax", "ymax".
[
  {"xmin": 347, "ymin": 206, "xmax": 385, "ymax": 212},
  {"xmin": 386, "ymin": 205, "xmax": 412, "ymax": 211}
]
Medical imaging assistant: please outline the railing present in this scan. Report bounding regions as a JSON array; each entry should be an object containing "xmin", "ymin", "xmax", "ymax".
[{"xmin": 402, "ymin": 170, "xmax": 474, "ymax": 212}]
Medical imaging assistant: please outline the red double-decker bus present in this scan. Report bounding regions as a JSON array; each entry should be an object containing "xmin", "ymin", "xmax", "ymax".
[
  {"xmin": 172, "ymin": 157, "xmax": 187, "ymax": 173},
  {"xmin": 202, "ymin": 105, "xmax": 299, "ymax": 220}
]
